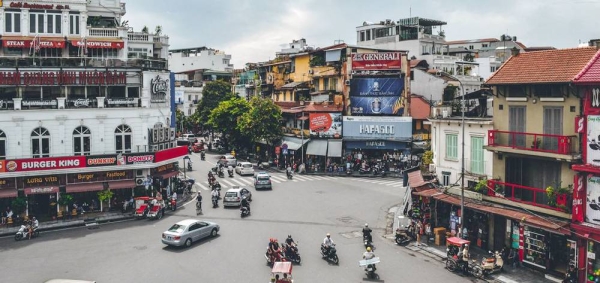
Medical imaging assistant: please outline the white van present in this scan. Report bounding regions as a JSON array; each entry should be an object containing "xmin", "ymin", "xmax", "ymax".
[{"xmin": 182, "ymin": 134, "xmax": 197, "ymax": 142}]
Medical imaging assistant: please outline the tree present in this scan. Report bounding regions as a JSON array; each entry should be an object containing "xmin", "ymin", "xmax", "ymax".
[
  {"xmin": 195, "ymin": 80, "xmax": 235, "ymax": 128},
  {"xmin": 176, "ymin": 109, "xmax": 192, "ymax": 134},
  {"xmin": 155, "ymin": 25, "xmax": 163, "ymax": 36},
  {"xmin": 238, "ymin": 96, "xmax": 283, "ymax": 146},
  {"xmin": 142, "ymin": 25, "xmax": 149, "ymax": 34},
  {"xmin": 207, "ymin": 97, "xmax": 251, "ymax": 150}
]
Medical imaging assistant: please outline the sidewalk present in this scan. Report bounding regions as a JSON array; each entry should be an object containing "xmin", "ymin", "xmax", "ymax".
[
  {"xmin": 391, "ymin": 205, "xmax": 556, "ymax": 283},
  {"xmin": 265, "ymin": 166, "xmax": 404, "ymax": 179}
]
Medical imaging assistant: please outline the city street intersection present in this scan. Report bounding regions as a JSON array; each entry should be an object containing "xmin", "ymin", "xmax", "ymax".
[{"xmin": 0, "ymin": 152, "xmax": 471, "ymax": 283}]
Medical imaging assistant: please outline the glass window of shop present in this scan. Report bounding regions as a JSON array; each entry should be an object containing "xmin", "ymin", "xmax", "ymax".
[
  {"xmin": 73, "ymin": 126, "xmax": 91, "ymax": 156},
  {"xmin": 30, "ymin": 10, "xmax": 61, "ymax": 35},
  {"xmin": 42, "ymin": 86, "xmax": 63, "ymax": 100},
  {"xmin": 69, "ymin": 86, "xmax": 86, "ymax": 99},
  {"xmin": 31, "ymin": 127, "xmax": 50, "ymax": 158},
  {"xmin": 23, "ymin": 87, "xmax": 42, "ymax": 100},
  {"xmin": 88, "ymin": 48, "xmax": 119, "ymax": 58},
  {"xmin": 128, "ymin": 87, "xmax": 140, "ymax": 98},
  {"xmin": 4, "ymin": 10, "xmax": 21, "ymax": 33},
  {"xmin": 38, "ymin": 48, "xmax": 63, "ymax": 58},
  {"xmin": 0, "ymin": 88, "xmax": 17, "ymax": 100},
  {"xmin": 4, "ymin": 47, "xmax": 23, "ymax": 56},
  {"xmin": 0, "ymin": 130, "xmax": 6, "ymax": 160},
  {"xmin": 587, "ymin": 241, "xmax": 600, "ymax": 282},
  {"xmin": 107, "ymin": 86, "xmax": 126, "ymax": 98},
  {"xmin": 523, "ymin": 226, "xmax": 548, "ymax": 269}
]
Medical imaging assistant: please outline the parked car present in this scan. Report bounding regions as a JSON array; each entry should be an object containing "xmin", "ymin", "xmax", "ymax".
[
  {"xmin": 223, "ymin": 187, "xmax": 253, "ymax": 207},
  {"xmin": 182, "ymin": 134, "xmax": 197, "ymax": 143},
  {"xmin": 218, "ymin": 154, "xmax": 237, "ymax": 166},
  {"xmin": 254, "ymin": 172, "xmax": 272, "ymax": 190},
  {"xmin": 161, "ymin": 219, "xmax": 220, "ymax": 247},
  {"xmin": 235, "ymin": 162, "xmax": 255, "ymax": 176},
  {"xmin": 192, "ymin": 142, "xmax": 205, "ymax": 153}
]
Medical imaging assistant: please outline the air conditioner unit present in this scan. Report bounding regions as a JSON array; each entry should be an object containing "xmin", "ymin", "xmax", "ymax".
[
  {"xmin": 429, "ymin": 164, "xmax": 436, "ymax": 173},
  {"xmin": 135, "ymin": 177, "xmax": 145, "ymax": 186},
  {"xmin": 267, "ymin": 74, "xmax": 274, "ymax": 84},
  {"xmin": 170, "ymin": 128, "xmax": 176, "ymax": 140},
  {"xmin": 345, "ymin": 80, "xmax": 350, "ymax": 86}
]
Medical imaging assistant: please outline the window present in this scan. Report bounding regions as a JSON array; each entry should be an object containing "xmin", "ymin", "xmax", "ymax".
[
  {"xmin": 73, "ymin": 126, "xmax": 91, "ymax": 156},
  {"xmin": 442, "ymin": 172, "xmax": 451, "ymax": 186},
  {"xmin": 4, "ymin": 11, "xmax": 21, "ymax": 33},
  {"xmin": 470, "ymin": 136, "xmax": 484, "ymax": 174},
  {"xmin": 31, "ymin": 127, "xmax": 50, "ymax": 158},
  {"xmin": 313, "ymin": 79, "xmax": 320, "ymax": 91},
  {"xmin": 490, "ymin": 66, "xmax": 497, "ymax": 72},
  {"xmin": 70, "ymin": 14, "xmax": 80, "ymax": 35},
  {"xmin": 366, "ymin": 30, "xmax": 371, "ymax": 41},
  {"xmin": 88, "ymin": 48, "xmax": 118, "ymax": 58},
  {"xmin": 30, "ymin": 11, "xmax": 61, "ymax": 34},
  {"xmin": 445, "ymin": 133, "xmax": 458, "ymax": 160},
  {"xmin": 469, "ymin": 45, "xmax": 474, "ymax": 50},
  {"xmin": 360, "ymin": 31, "xmax": 365, "ymax": 42},
  {"xmin": 482, "ymin": 44, "xmax": 488, "ymax": 48},
  {"xmin": 115, "ymin": 124, "xmax": 132, "ymax": 153},
  {"xmin": 330, "ymin": 78, "xmax": 338, "ymax": 91},
  {"xmin": 0, "ymin": 130, "xmax": 6, "ymax": 160},
  {"xmin": 509, "ymin": 106, "xmax": 526, "ymax": 147},
  {"xmin": 127, "ymin": 47, "xmax": 149, "ymax": 58},
  {"xmin": 323, "ymin": 78, "xmax": 329, "ymax": 91}
]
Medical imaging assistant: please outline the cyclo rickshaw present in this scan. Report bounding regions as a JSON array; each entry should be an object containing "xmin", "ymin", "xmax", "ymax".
[
  {"xmin": 134, "ymin": 196, "xmax": 153, "ymax": 219},
  {"xmin": 445, "ymin": 237, "xmax": 470, "ymax": 272},
  {"xmin": 269, "ymin": 261, "xmax": 293, "ymax": 283}
]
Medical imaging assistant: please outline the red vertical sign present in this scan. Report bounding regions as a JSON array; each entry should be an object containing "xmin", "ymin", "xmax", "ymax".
[
  {"xmin": 518, "ymin": 225, "xmax": 525, "ymax": 262},
  {"xmin": 572, "ymin": 174, "xmax": 585, "ymax": 223}
]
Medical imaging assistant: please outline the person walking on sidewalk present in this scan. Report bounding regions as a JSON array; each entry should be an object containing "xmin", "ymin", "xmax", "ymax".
[{"xmin": 415, "ymin": 220, "xmax": 423, "ymax": 246}]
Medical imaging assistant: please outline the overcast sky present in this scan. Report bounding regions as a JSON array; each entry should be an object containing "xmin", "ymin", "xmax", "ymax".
[{"xmin": 125, "ymin": 0, "xmax": 599, "ymax": 67}]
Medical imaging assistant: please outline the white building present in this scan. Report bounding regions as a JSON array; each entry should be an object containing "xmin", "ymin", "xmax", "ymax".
[
  {"xmin": 428, "ymin": 105, "xmax": 494, "ymax": 188},
  {"xmin": 0, "ymin": 0, "xmax": 185, "ymax": 216},
  {"xmin": 174, "ymin": 86, "xmax": 203, "ymax": 117},
  {"xmin": 168, "ymin": 47, "xmax": 233, "ymax": 73}
]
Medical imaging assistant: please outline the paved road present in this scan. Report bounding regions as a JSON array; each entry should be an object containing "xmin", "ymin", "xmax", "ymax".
[{"xmin": 0, "ymin": 152, "xmax": 470, "ymax": 283}]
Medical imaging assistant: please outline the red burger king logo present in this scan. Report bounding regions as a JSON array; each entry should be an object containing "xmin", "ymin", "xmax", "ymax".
[{"xmin": 5, "ymin": 160, "xmax": 17, "ymax": 172}]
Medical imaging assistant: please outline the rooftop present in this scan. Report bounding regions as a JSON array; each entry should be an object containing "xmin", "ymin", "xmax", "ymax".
[
  {"xmin": 574, "ymin": 48, "xmax": 600, "ymax": 84},
  {"xmin": 445, "ymin": 38, "xmax": 500, "ymax": 45},
  {"xmin": 486, "ymin": 47, "xmax": 600, "ymax": 85}
]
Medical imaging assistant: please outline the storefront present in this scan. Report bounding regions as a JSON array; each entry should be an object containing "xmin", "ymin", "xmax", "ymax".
[
  {"xmin": 276, "ymin": 136, "xmax": 309, "ymax": 169},
  {"xmin": 151, "ymin": 162, "xmax": 179, "ymax": 197},
  {"xmin": 306, "ymin": 112, "xmax": 343, "ymax": 171},
  {"xmin": 0, "ymin": 178, "xmax": 17, "ymax": 209}
]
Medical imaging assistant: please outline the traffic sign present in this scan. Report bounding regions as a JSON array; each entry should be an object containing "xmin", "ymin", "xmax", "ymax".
[{"xmin": 282, "ymin": 149, "xmax": 288, "ymax": 155}]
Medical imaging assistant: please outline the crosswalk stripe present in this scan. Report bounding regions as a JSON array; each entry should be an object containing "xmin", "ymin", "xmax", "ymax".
[
  {"xmin": 197, "ymin": 184, "xmax": 210, "ymax": 191},
  {"xmin": 219, "ymin": 179, "xmax": 236, "ymax": 187},
  {"xmin": 230, "ymin": 179, "xmax": 247, "ymax": 186},
  {"xmin": 374, "ymin": 180, "xmax": 399, "ymax": 185},
  {"xmin": 270, "ymin": 176, "xmax": 286, "ymax": 182},
  {"xmin": 237, "ymin": 178, "xmax": 253, "ymax": 184},
  {"xmin": 293, "ymin": 175, "xmax": 311, "ymax": 181}
]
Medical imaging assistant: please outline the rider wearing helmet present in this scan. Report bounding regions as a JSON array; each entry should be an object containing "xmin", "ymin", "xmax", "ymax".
[
  {"xmin": 362, "ymin": 223, "xmax": 373, "ymax": 243},
  {"xmin": 363, "ymin": 246, "xmax": 377, "ymax": 271},
  {"xmin": 322, "ymin": 233, "xmax": 335, "ymax": 255},
  {"xmin": 285, "ymin": 235, "xmax": 296, "ymax": 247},
  {"xmin": 241, "ymin": 196, "xmax": 250, "ymax": 212}
]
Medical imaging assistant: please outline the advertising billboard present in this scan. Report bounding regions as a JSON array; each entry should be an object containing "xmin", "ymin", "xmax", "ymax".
[
  {"xmin": 350, "ymin": 78, "xmax": 404, "ymax": 97},
  {"xmin": 587, "ymin": 175, "xmax": 600, "ymax": 226},
  {"xmin": 309, "ymin": 113, "xmax": 342, "ymax": 138},
  {"xmin": 350, "ymin": 96, "xmax": 405, "ymax": 115},
  {"xmin": 587, "ymin": 115, "xmax": 600, "ymax": 166},
  {"xmin": 351, "ymin": 52, "xmax": 402, "ymax": 70},
  {"xmin": 342, "ymin": 116, "xmax": 412, "ymax": 141}
]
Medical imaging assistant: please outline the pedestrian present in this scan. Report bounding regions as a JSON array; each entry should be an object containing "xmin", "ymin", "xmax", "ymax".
[
  {"xmin": 425, "ymin": 222, "xmax": 432, "ymax": 244},
  {"xmin": 416, "ymin": 220, "xmax": 423, "ymax": 246}
]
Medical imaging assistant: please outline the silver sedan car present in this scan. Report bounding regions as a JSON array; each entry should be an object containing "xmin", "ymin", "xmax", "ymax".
[{"xmin": 161, "ymin": 219, "xmax": 220, "ymax": 247}]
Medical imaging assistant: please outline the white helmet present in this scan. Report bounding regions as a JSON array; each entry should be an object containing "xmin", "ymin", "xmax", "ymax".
[{"xmin": 365, "ymin": 223, "xmax": 369, "ymax": 227}]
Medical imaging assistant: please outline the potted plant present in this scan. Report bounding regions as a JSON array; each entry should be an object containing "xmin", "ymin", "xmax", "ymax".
[
  {"xmin": 532, "ymin": 138, "xmax": 541, "ymax": 149},
  {"xmin": 299, "ymin": 96, "xmax": 307, "ymax": 105},
  {"xmin": 58, "ymin": 193, "xmax": 73, "ymax": 213},
  {"xmin": 97, "ymin": 189, "xmax": 114, "ymax": 212},
  {"xmin": 474, "ymin": 179, "xmax": 488, "ymax": 194},
  {"xmin": 546, "ymin": 185, "xmax": 557, "ymax": 207},
  {"xmin": 11, "ymin": 197, "xmax": 27, "ymax": 217}
]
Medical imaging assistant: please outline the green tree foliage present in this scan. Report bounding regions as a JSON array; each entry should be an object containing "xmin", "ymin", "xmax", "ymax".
[
  {"xmin": 207, "ymin": 97, "xmax": 251, "ymax": 149},
  {"xmin": 175, "ymin": 109, "xmax": 192, "ymax": 133},
  {"xmin": 238, "ymin": 96, "xmax": 283, "ymax": 146},
  {"xmin": 195, "ymin": 80, "xmax": 235, "ymax": 128}
]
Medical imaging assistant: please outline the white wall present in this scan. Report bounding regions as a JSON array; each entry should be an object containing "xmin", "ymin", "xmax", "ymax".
[
  {"xmin": 411, "ymin": 69, "xmax": 447, "ymax": 104},
  {"xmin": 175, "ymin": 86, "xmax": 202, "ymax": 116},
  {"xmin": 429, "ymin": 118, "xmax": 494, "ymax": 186},
  {"xmin": 168, "ymin": 50, "xmax": 233, "ymax": 73}
]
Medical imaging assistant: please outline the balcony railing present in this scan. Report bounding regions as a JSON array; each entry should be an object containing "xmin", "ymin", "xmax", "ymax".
[
  {"xmin": 486, "ymin": 179, "xmax": 571, "ymax": 212},
  {"xmin": 128, "ymin": 32, "xmax": 151, "ymax": 42},
  {"xmin": 0, "ymin": 56, "xmax": 168, "ymax": 70},
  {"xmin": 88, "ymin": 27, "xmax": 119, "ymax": 38},
  {"xmin": 153, "ymin": 36, "xmax": 169, "ymax": 45},
  {"xmin": 487, "ymin": 130, "xmax": 576, "ymax": 155}
]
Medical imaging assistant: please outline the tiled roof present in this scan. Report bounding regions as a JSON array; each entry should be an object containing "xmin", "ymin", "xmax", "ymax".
[
  {"xmin": 574, "ymin": 49, "xmax": 600, "ymax": 84},
  {"xmin": 445, "ymin": 38, "xmax": 500, "ymax": 45},
  {"xmin": 302, "ymin": 103, "xmax": 343, "ymax": 112},
  {"xmin": 485, "ymin": 47, "xmax": 600, "ymax": 85},
  {"xmin": 410, "ymin": 94, "xmax": 431, "ymax": 120}
]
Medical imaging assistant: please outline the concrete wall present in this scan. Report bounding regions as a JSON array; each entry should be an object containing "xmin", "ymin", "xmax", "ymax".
[
  {"xmin": 411, "ymin": 69, "xmax": 446, "ymax": 103},
  {"xmin": 168, "ymin": 50, "xmax": 232, "ymax": 73}
]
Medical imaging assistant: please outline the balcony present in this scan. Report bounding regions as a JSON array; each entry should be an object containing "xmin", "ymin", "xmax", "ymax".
[
  {"xmin": 88, "ymin": 27, "xmax": 123, "ymax": 38},
  {"xmin": 485, "ymin": 130, "xmax": 578, "ymax": 161},
  {"xmin": 128, "ymin": 32, "xmax": 151, "ymax": 42},
  {"xmin": 486, "ymin": 180, "xmax": 571, "ymax": 213},
  {"xmin": 0, "ymin": 56, "xmax": 168, "ymax": 70},
  {"xmin": 153, "ymin": 35, "xmax": 170, "ymax": 45}
]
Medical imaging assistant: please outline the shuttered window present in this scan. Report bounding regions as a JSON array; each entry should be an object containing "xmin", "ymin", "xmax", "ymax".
[
  {"xmin": 470, "ymin": 136, "xmax": 484, "ymax": 174},
  {"xmin": 446, "ymin": 134, "xmax": 458, "ymax": 160}
]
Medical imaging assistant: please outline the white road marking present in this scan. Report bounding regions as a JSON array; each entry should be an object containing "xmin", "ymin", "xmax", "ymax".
[
  {"xmin": 219, "ymin": 179, "xmax": 236, "ymax": 187},
  {"xmin": 197, "ymin": 184, "xmax": 210, "ymax": 191},
  {"xmin": 230, "ymin": 179, "xmax": 247, "ymax": 186}
]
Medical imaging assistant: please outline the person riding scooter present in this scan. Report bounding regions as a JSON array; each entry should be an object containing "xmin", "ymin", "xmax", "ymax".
[
  {"xmin": 363, "ymin": 246, "xmax": 376, "ymax": 271},
  {"xmin": 227, "ymin": 165, "xmax": 234, "ymax": 177},
  {"xmin": 363, "ymin": 223, "xmax": 373, "ymax": 243},
  {"xmin": 241, "ymin": 196, "xmax": 250, "ymax": 213},
  {"xmin": 200, "ymin": 151, "xmax": 206, "ymax": 161},
  {"xmin": 286, "ymin": 165, "xmax": 293, "ymax": 179}
]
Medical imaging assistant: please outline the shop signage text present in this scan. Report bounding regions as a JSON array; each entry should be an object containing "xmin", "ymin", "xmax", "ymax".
[
  {"xmin": 106, "ymin": 98, "xmax": 136, "ymax": 106},
  {"xmin": 3, "ymin": 40, "xmax": 65, "ymax": 48},
  {"xmin": 572, "ymin": 174, "xmax": 584, "ymax": 223},
  {"xmin": 343, "ymin": 117, "xmax": 412, "ymax": 140},
  {"xmin": 0, "ymin": 71, "xmax": 127, "ymax": 86},
  {"xmin": 359, "ymin": 125, "xmax": 395, "ymax": 135},
  {"xmin": 366, "ymin": 141, "xmax": 385, "ymax": 147},
  {"xmin": 150, "ymin": 75, "xmax": 168, "ymax": 102},
  {"xmin": 0, "ymin": 178, "xmax": 16, "ymax": 189},
  {"xmin": 22, "ymin": 100, "xmax": 57, "ymax": 107},
  {"xmin": 25, "ymin": 175, "xmax": 58, "ymax": 185},
  {"xmin": 71, "ymin": 40, "xmax": 124, "ymax": 49},
  {"xmin": 153, "ymin": 163, "xmax": 175, "ymax": 173},
  {"xmin": 4, "ymin": 156, "xmax": 86, "ymax": 172},
  {"xmin": 68, "ymin": 99, "xmax": 92, "ymax": 108},
  {"xmin": 25, "ymin": 186, "xmax": 58, "ymax": 194},
  {"xmin": 351, "ymin": 52, "xmax": 402, "ymax": 70},
  {"xmin": 69, "ymin": 170, "xmax": 131, "ymax": 183},
  {"xmin": 592, "ymin": 88, "xmax": 599, "ymax": 108},
  {"xmin": 10, "ymin": 2, "xmax": 70, "ymax": 10},
  {"xmin": 127, "ymin": 155, "xmax": 154, "ymax": 164}
]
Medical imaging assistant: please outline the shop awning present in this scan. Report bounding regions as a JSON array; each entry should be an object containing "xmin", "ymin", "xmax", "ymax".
[
  {"xmin": 70, "ymin": 39, "xmax": 124, "ymax": 49},
  {"xmin": 2, "ymin": 36, "xmax": 66, "ymax": 48},
  {"xmin": 327, "ymin": 140, "xmax": 343, "ymax": 158},
  {"xmin": 156, "ymin": 171, "xmax": 180, "ymax": 179},
  {"xmin": 108, "ymin": 180, "xmax": 136, "ymax": 190},
  {"xmin": 432, "ymin": 193, "xmax": 571, "ymax": 235},
  {"xmin": 306, "ymin": 140, "xmax": 328, "ymax": 156},
  {"xmin": 407, "ymin": 170, "xmax": 430, "ymax": 188},
  {"xmin": 66, "ymin": 182, "xmax": 104, "ymax": 193},
  {"xmin": 0, "ymin": 189, "xmax": 17, "ymax": 198},
  {"xmin": 412, "ymin": 188, "xmax": 442, "ymax": 197},
  {"xmin": 281, "ymin": 136, "xmax": 309, "ymax": 151}
]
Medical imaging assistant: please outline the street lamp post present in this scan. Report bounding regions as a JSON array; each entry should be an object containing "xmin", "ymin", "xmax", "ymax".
[
  {"xmin": 183, "ymin": 155, "xmax": 191, "ymax": 180},
  {"xmin": 458, "ymin": 79, "xmax": 466, "ymax": 239},
  {"xmin": 301, "ymin": 114, "xmax": 305, "ymax": 166}
]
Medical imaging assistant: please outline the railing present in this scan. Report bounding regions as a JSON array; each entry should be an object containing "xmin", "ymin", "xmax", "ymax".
[
  {"xmin": 487, "ymin": 130, "xmax": 577, "ymax": 155},
  {"xmin": 486, "ymin": 180, "xmax": 571, "ymax": 212},
  {"xmin": 128, "ymin": 33, "xmax": 150, "ymax": 42},
  {"xmin": 88, "ymin": 27, "xmax": 119, "ymax": 37},
  {"xmin": 421, "ymin": 33, "xmax": 445, "ymax": 41},
  {"xmin": 153, "ymin": 36, "xmax": 169, "ymax": 45},
  {"xmin": 374, "ymin": 36, "xmax": 397, "ymax": 44},
  {"xmin": 0, "ymin": 56, "xmax": 168, "ymax": 70}
]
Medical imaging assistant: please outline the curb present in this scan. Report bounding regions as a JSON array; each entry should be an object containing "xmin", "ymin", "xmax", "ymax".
[
  {"xmin": 0, "ymin": 214, "xmax": 134, "ymax": 238},
  {"xmin": 263, "ymin": 167, "xmax": 403, "ymax": 179}
]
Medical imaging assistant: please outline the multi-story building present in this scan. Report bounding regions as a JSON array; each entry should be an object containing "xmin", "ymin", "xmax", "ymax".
[
  {"xmin": 0, "ymin": 0, "xmax": 185, "ymax": 218},
  {"xmin": 168, "ymin": 47, "xmax": 233, "ymax": 73},
  {"xmin": 174, "ymin": 85, "xmax": 202, "ymax": 117}
]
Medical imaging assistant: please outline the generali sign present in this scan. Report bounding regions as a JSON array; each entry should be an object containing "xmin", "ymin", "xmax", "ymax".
[{"xmin": 351, "ymin": 52, "xmax": 402, "ymax": 70}]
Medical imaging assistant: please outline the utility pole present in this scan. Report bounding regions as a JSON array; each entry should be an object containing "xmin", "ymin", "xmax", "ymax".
[{"xmin": 459, "ymin": 78, "xmax": 466, "ymax": 239}]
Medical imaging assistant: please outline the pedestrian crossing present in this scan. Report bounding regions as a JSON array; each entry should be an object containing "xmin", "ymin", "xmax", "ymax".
[{"xmin": 193, "ymin": 173, "xmax": 404, "ymax": 191}]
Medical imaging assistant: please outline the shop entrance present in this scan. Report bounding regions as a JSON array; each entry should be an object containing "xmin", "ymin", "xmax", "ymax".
[
  {"xmin": 493, "ymin": 215, "xmax": 506, "ymax": 250},
  {"xmin": 549, "ymin": 233, "xmax": 569, "ymax": 274}
]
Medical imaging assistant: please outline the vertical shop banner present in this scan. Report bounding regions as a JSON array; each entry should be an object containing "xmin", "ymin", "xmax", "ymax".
[
  {"xmin": 587, "ymin": 176, "xmax": 600, "ymax": 226},
  {"xmin": 351, "ymin": 52, "xmax": 402, "ymax": 70},
  {"xmin": 573, "ymin": 174, "xmax": 585, "ymax": 223},
  {"xmin": 309, "ymin": 113, "xmax": 342, "ymax": 138},
  {"xmin": 350, "ymin": 78, "xmax": 404, "ymax": 97},
  {"xmin": 518, "ymin": 225, "xmax": 524, "ymax": 262},
  {"xmin": 587, "ymin": 115, "xmax": 600, "ymax": 166},
  {"xmin": 350, "ymin": 96, "xmax": 404, "ymax": 115}
]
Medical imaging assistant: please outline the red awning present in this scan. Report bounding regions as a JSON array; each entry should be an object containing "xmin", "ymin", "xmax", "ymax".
[
  {"xmin": 70, "ymin": 39, "xmax": 124, "ymax": 49},
  {"xmin": 0, "ymin": 189, "xmax": 17, "ymax": 198},
  {"xmin": 432, "ymin": 193, "xmax": 571, "ymax": 235},
  {"xmin": 66, "ymin": 183, "xmax": 104, "ymax": 193},
  {"xmin": 157, "ymin": 171, "xmax": 180, "ymax": 179},
  {"xmin": 407, "ymin": 170, "xmax": 429, "ymax": 188},
  {"xmin": 413, "ymin": 188, "xmax": 442, "ymax": 197},
  {"xmin": 297, "ymin": 116, "xmax": 309, "ymax": 121},
  {"xmin": 24, "ymin": 186, "xmax": 59, "ymax": 195},
  {"xmin": 2, "ymin": 37, "xmax": 65, "ymax": 48},
  {"xmin": 108, "ymin": 180, "xmax": 136, "ymax": 190}
]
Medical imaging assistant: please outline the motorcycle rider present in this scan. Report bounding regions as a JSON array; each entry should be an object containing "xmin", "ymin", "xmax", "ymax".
[
  {"xmin": 363, "ymin": 246, "xmax": 376, "ymax": 271},
  {"xmin": 286, "ymin": 165, "xmax": 292, "ymax": 178},
  {"xmin": 196, "ymin": 192, "xmax": 202, "ymax": 211},
  {"xmin": 201, "ymin": 150, "xmax": 206, "ymax": 160},
  {"xmin": 211, "ymin": 189, "xmax": 219, "ymax": 207},
  {"xmin": 322, "ymin": 233, "xmax": 335, "ymax": 256},
  {"xmin": 284, "ymin": 235, "xmax": 298, "ymax": 260},
  {"xmin": 28, "ymin": 217, "xmax": 39, "ymax": 239},
  {"xmin": 241, "ymin": 196, "xmax": 250, "ymax": 213},
  {"xmin": 460, "ymin": 244, "xmax": 470, "ymax": 275},
  {"xmin": 363, "ymin": 223, "xmax": 373, "ymax": 243},
  {"xmin": 227, "ymin": 165, "xmax": 234, "ymax": 176},
  {"xmin": 286, "ymin": 235, "xmax": 296, "ymax": 247}
]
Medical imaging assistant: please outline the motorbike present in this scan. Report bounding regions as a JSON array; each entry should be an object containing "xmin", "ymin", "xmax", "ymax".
[
  {"xmin": 196, "ymin": 201, "xmax": 203, "ymax": 215},
  {"xmin": 212, "ymin": 195, "xmax": 219, "ymax": 208},
  {"xmin": 15, "ymin": 225, "xmax": 39, "ymax": 241},
  {"xmin": 286, "ymin": 171, "xmax": 293, "ymax": 180},
  {"xmin": 187, "ymin": 162, "xmax": 192, "ymax": 171},
  {"xmin": 372, "ymin": 165, "xmax": 380, "ymax": 176},
  {"xmin": 359, "ymin": 257, "xmax": 380, "ymax": 280},
  {"xmin": 321, "ymin": 243, "xmax": 339, "ymax": 264},
  {"xmin": 285, "ymin": 243, "xmax": 301, "ymax": 265},
  {"xmin": 395, "ymin": 215, "xmax": 415, "ymax": 246},
  {"xmin": 217, "ymin": 169, "xmax": 225, "ymax": 178},
  {"xmin": 121, "ymin": 199, "xmax": 134, "ymax": 213},
  {"xmin": 265, "ymin": 247, "xmax": 285, "ymax": 266},
  {"xmin": 200, "ymin": 151, "xmax": 205, "ymax": 161},
  {"xmin": 445, "ymin": 237, "xmax": 483, "ymax": 278},
  {"xmin": 363, "ymin": 234, "xmax": 373, "ymax": 249},
  {"xmin": 228, "ymin": 168, "xmax": 234, "ymax": 177},
  {"xmin": 170, "ymin": 197, "xmax": 177, "ymax": 211},
  {"xmin": 240, "ymin": 206, "xmax": 250, "ymax": 217},
  {"xmin": 358, "ymin": 166, "xmax": 371, "ymax": 175},
  {"xmin": 480, "ymin": 249, "xmax": 505, "ymax": 277}
]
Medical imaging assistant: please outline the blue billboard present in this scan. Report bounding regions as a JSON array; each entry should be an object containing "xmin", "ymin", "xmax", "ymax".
[
  {"xmin": 349, "ymin": 78, "xmax": 404, "ymax": 97},
  {"xmin": 350, "ymin": 96, "xmax": 404, "ymax": 115}
]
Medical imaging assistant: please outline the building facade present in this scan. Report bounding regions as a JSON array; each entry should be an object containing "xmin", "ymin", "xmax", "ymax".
[
  {"xmin": 168, "ymin": 47, "xmax": 233, "ymax": 73},
  {"xmin": 0, "ymin": 0, "xmax": 185, "ymax": 218}
]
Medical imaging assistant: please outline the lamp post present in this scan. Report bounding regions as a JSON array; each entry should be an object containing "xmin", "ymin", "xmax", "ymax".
[
  {"xmin": 456, "ymin": 78, "xmax": 466, "ymax": 239},
  {"xmin": 183, "ymin": 155, "xmax": 191, "ymax": 180},
  {"xmin": 301, "ymin": 113, "xmax": 305, "ymax": 166}
]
